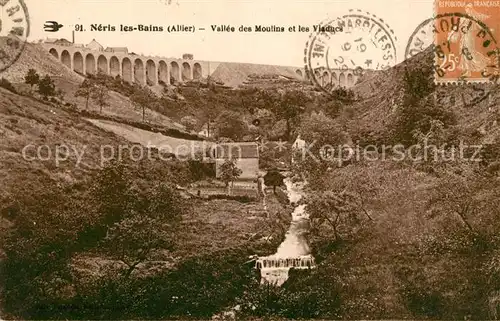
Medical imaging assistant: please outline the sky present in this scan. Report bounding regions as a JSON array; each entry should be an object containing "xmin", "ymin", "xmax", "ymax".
[{"xmin": 24, "ymin": 0, "xmax": 434, "ymax": 67}]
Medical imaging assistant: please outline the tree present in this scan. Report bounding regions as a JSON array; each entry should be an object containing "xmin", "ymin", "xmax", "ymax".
[
  {"xmin": 102, "ymin": 202, "xmax": 179, "ymax": 278},
  {"xmin": 75, "ymin": 79, "xmax": 94, "ymax": 110},
  {"xmin": 427, "ymin": 172, "xmax": 487, "ymax": 235},
  {"xmin": 294, "ymin": 112, "xmax": 352, "ymax": 184},
  {"xmin": 131, "ymin": 87, "xmax": 155, "ymax": 122},
  {"xmin": 99, "ymin": 179, "xmax": 184, "ymax": 278},
  {"xmin": 181, "ymin": 115, "xmax": 198, "ymax": 132},
  {"xmin": 37, "ymin": 74, "xmax": 56, "ymax": 99},
  {"xmin": 264, "ymin": 168, "xmax": 285, "ymax": 193},
  {"xmin": 24, "ymin": 68, "xmax": 39, "ymax": 91},
  {"xmin": 215, "ymin": 111, "xmax": 248, "ymax": 141},
  {"xmin": 90, "ymin": 164, "xmax": 184, "ymax": 278},
  {"xmin": 390, "ymin": 66, "xmax": 455, "ymax": 146},
  {"xmin": 218, "ymin": 158, "xmax": 242, "ymax": 190},
  {"xmin": 273, "ymin": 90, "xmax": 309, "ymax": 140},
  {"xmin": 91, "ymin": 83, "xmax": 110, "ymax": 113},
  {"xmin": 306, "ymin": 190, "xmax": 365, "ymax": 241}
]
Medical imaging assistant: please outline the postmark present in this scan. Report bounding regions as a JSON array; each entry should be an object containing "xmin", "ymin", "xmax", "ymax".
[
  {"xmin": 0, "ymin": 0, "xmax": 30, "ymax": 73},
  {"xmin": 304, "ymin": 9, "xmax": 398, "ymax": 95},
  {"xmin": 406, "ymin": 13, "xmax": 499, "ymax": 83}
]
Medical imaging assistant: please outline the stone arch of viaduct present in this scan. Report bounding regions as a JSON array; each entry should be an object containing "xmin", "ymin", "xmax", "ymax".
[
  {"xmin": 45, "ymin": 44, "xmax": 208, "ymax": 86},
  {"xmin": 293, "ymin": 68, "xmax": 359, "ymax": 88}
]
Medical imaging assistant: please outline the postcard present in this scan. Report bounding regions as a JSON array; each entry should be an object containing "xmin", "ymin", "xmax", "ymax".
[{"xmin": 1, "ymin": 0, "xmax": 499, "ymax": 319}]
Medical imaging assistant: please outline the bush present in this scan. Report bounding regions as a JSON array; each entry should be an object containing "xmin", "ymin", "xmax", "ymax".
[
  {"xmin": 0, "ymin": 78, "xmax": 16, "ymax": 93},
  {"xmin": 37, "ymin": 75, "xmax": 56, "ymax": 99}
]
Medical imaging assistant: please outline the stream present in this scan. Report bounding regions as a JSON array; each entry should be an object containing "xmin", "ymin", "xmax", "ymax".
[{"xmin": 256, "ymin": 177, "xmax": 316, "ymax": 286}]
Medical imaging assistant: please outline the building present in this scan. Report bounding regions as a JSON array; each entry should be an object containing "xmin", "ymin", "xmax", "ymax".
[
  {"xmin": 291, "ymin": 134, "xmax": 306, "ymax": 164},
  {"xmin": 198, "ymin": 122, "xmax": 215, "ymax": 138},
  {"xmin": 214, "ymin": 142, "xmax": 259, "ymax": 180},
  {"xmin": 292, "ymin": 135, "xmax": 306, "ymax": 150},
  {"xmin": 86, "ymin": 39, "xmax": 103, "ymax": 51},
  {"xmin": 105, "ymin": 47, "xmax": 128, "ymax": 54}
]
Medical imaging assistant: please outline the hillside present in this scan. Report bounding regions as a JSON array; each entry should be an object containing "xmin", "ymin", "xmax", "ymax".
[
  {"xmin": 277, "ymin": 47, "xmax": 500, "ymax": 319},
  {"xmin": 1, "ymin": 42, "xmax": 185, "ymax": 130},
  {"xmin": 346, "ymin": 48, "xmax": 500, "ymax": 145},
  {"xmin": 0, "ymin": 87, "xmax": 127, "ymax": 198},
  {"xmin": 1, "ymin": 40, "xmax": 82, "ymax": 84}
]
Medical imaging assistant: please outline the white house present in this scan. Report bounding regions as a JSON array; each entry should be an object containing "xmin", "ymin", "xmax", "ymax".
[
  {"xmin": 291, "ymin": 135, "xmax": 307, "ymax": 164},
  {"xmin": 198, "ymin": 122, "xmax": 215, "ymax": 138},
  {"xmin": 292, "ymin": 135, "xmax": 306, "ymax": 150}
]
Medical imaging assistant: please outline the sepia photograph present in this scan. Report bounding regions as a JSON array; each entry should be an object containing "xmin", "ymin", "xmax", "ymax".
[{"xmin": 1, "ymin": 0, "xmax": 500, "ymax": 319}]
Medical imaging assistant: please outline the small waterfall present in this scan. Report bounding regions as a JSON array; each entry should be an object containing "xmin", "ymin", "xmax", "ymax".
[{"xmin": 256, "ymin": 178, "xmax": 315, "ymax": 286}]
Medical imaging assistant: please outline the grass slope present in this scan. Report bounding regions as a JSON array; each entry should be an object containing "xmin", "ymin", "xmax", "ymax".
[{"xmin": 0, "ymin": 87, "xmax": 127, "ymax": 198}]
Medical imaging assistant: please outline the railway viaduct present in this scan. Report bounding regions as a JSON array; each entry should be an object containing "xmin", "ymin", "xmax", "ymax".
[
  {"xmin": 44, "ymin": 43, "xmax": 210, "ymax": 85},
  {"xmin": 43, "ymin": 43, "xmax": 358, "ymax": 88},
  {"xmin": 312, "ymin": 68, "xmax": 359, "ymax": 88}
]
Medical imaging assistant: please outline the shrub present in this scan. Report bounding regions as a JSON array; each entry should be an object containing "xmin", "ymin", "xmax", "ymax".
[
  {"xmin": 37, "ymin": 75, "xmax": 56, "ymax": 99},
  {"xmin": 0, "ymin": 78, "xmax": 16, "ymax": 93},
  {"xmin": 24, "ymin": 68, "xmax": 40, "ymax": 90}
]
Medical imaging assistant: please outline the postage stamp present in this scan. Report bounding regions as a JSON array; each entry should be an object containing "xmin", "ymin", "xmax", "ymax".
[
  {"xmin": 304, "ymin": 9, "xmax": 398, "ymax": 95},
  {"xmin": 406, "ymin": 1, "xmax": 500, "ymax": 84},
  {"xmin": 0, "ymin": 0, "xmax": 30, "ymax": 73}
]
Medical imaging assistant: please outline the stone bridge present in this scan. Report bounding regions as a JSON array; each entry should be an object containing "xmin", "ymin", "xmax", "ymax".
[
  {"xmin": 43, "ymin": 43, "xmax": 211, "ymax": 86},
  {"xmin": 311, "ymin": 67, "xmax": 360, "ymax": 88}
]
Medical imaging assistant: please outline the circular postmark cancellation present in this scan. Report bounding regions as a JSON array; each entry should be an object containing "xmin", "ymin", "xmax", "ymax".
[
  {"xmin": 406, "ymin": 12, "xmax": 500, "ymax": 106},
  {"xmin": 304, "ymin": 9, "xmax": 398, "ymax": 95},
  {"xmin": 0, "ymin": 0, "xmax": 30, "ymax": 73}
]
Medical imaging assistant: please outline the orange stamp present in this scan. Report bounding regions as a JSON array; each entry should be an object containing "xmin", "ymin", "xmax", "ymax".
[{"xmin": 406, "ymin": 1, "xmax": 500, "ymax": 84}]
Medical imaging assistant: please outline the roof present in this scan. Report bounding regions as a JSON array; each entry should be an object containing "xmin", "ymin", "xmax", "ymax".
[
  {"xmin": 105, "ymin": 47, "xmax": 128, "ymax": 51},
  {"xmin": 44, "ymin": 38, "xmax": 58, "ymax": 43},
  {"xmin": 87, "ymin": 39, "xmax": 103, "ymax": 46},
  {"xmin": 214, "ymin": 142, "xmax": 259, "ymax": 159}
]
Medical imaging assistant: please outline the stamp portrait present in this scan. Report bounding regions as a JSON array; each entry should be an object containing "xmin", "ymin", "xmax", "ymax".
[
  {"xmin": 435, "ymin": 1, "xmax": 500, "ymax": 83},
  {"xmin": 406, "ymin": 1, "xmax": 500, "ymax": 84}
]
